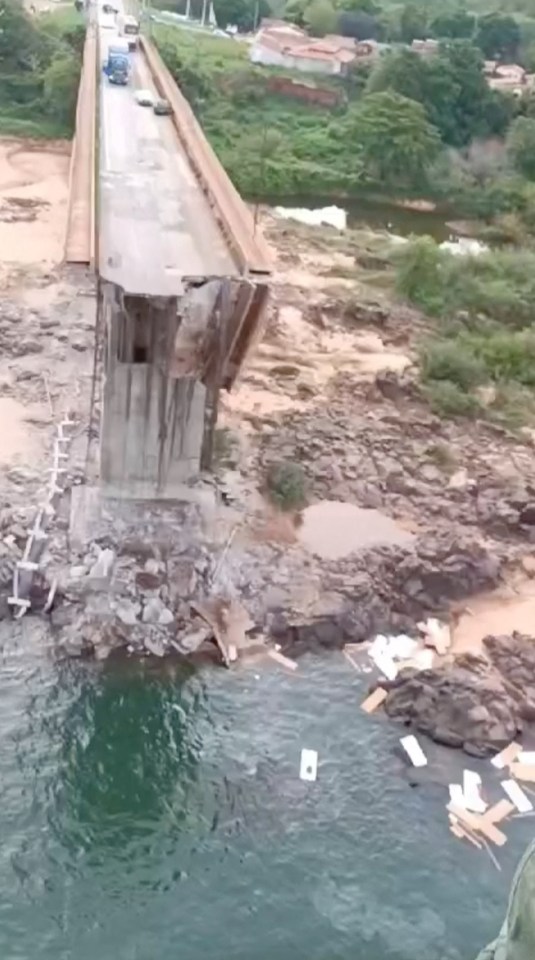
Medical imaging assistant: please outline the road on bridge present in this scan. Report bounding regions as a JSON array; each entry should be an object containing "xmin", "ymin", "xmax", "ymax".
[{"xmin": 97, "ymin": 2, "xmax": 238, "ymax": 296}]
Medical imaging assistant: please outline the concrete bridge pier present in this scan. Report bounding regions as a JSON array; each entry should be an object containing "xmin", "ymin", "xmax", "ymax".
[{"xmin": 99, "ymin": 279, "xmax": 225, "ymax": 499}]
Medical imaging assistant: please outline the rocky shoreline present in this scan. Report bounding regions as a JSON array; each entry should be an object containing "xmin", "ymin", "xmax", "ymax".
[
  {"xmin": 382, "ymin": 632, "xmax": 535, "ymax": 757},
  {"xmin": 1, "ymin": 209, "xmax": 535, "ymax": 758}
]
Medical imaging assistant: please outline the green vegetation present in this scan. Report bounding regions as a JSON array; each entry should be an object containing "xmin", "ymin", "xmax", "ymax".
[
  {"xmin": 394, "ymin": 237, "xmax": 535, "ymax": 425},
  {"xmin": 266, "ymin": 461, "xmax": 307, "ymax": 510},
  {"xmin": 0, "ymin": 0, "xmax": 85, "ymax": 138},
  {"xmin": 154, "ymin": 16, "xmax": 535, "ymax": 220}
]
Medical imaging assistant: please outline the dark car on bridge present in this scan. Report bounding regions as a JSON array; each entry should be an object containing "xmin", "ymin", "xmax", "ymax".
[{"xmin": 153, "ymin": 99, "xmax": 172, "ymax": 116}]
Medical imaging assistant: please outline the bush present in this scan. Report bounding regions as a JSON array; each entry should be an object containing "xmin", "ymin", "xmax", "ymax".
[
  {"xmin": 396, "ymin": 238, "xmax": 535, "ymax": 328},
  {"xmin": 424, "ymin": 380, "xmax": 483, "ymax": 418},
  {"xmin": 394, "ymin": 236, "xmax": 446, "ymax": 315},
  {"xmin": 421, "ymin": 340, "xmax": 487, "ymax": 389},
  {"xmin": 266, "ymin": 461, "xmax": 307, "ymax": 511},
  {"xmin": 43, "ymin": 53, "xmax": 79, "ymax": 126},
  {"xmin": 468, "ymin": 330, "xmax": 535, "ymax": 386}
]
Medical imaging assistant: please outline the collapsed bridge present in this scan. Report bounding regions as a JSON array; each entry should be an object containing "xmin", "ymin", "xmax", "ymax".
[{"xmin": 65, "ymin": 14, "xmax": 271, "ymax": 498}]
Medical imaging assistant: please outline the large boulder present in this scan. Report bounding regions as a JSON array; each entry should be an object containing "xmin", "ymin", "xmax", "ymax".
[{"xmin": 384, "ymin": 633, "xmax": 535, "ymax": 756}]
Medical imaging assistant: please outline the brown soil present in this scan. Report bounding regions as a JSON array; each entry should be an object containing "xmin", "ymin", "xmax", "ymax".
[
  {"xmin": 0, "ymin": 138, "xmax": 94, "ymax": 525},
  {"xmin": 220, "ymin": 211, "xmax": 535, "ymax": 652},
  {"xmin": 0, "ymin": 139, "xmax": 71, "ymax": 282}
]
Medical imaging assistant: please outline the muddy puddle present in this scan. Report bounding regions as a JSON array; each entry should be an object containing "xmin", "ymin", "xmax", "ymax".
[
  {"xmin": 297, "ymin": 500, "xmax": 415, "ymax": 560},
  {"xmin": 453, "ymin": 579, "xmax": 535, "ymax": 655}
]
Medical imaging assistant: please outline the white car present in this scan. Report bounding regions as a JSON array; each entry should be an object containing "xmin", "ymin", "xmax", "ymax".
[{"xmin": 135, "ymin": 89, "xmax": 154, "ymax": 107}]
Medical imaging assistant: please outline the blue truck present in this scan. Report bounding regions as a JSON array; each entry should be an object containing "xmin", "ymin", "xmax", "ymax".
[{"xmin": 104, "ymin": 42, "xmax": 130, "ymax": 85}]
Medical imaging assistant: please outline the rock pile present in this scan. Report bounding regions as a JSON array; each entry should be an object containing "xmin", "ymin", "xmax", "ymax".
[
  {"xmin": 50, "ymin": 536, "xmax": 216, "ymax": 660},
  {"xmin": 384, "ymin": 633, "xmax": 535, "ymax": 757}
]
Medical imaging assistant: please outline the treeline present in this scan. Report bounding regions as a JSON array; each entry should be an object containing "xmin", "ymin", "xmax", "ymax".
[
  {"xmin": 156, "ymin": 22, "xmax": 535, "ymax": 229},
  {"xmin": 160, "ymin": 0, "xmax": 535, "ymax": 67},
  {"xmin": 0, "ymin": 0, "xmax": 85, "ymax": 137}
]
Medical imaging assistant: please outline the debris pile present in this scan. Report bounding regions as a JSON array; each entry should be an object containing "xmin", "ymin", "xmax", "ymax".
[{"xmin": 353, "ymin": 624, "xmax": 535, "ymax": 867}]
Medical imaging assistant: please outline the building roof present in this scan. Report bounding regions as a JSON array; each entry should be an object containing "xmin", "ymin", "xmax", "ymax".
[{"xmin": 253, "ymin": 26, "xmax": 358, "ymax": 65}]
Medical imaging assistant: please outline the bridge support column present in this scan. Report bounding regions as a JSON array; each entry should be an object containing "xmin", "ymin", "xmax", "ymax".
[{"xmin": 99, "ymin": 281, "xmax": 219, "ymax": 499}]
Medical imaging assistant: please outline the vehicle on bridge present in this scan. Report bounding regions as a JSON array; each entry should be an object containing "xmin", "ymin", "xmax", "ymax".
[
  {"xmin": 135, "ymin": 88, "xmax": 154, "ymax": 107},
  {"xmin": 104, "ymin": 43, "xmax": 130, "ymax": 85},
  {"xmin": 117, "ymin": 13, "xmax": 140, "ymax": 50},
  {"xmin": 153, "ymin": 98, "xmax": 172, "ymax": 116}
]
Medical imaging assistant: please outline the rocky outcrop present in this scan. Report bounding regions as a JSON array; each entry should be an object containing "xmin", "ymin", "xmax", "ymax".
[{"xmin": 383, "ymin": 633, "xmax": 535, "ymax": 756}]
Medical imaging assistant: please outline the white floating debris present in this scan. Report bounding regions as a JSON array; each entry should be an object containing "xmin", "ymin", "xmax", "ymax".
[
  {"xmin": 400, "ymin": 734, "xmax": 427, "ymax": 767},
  {"xmin": 463, "ymin": 770, "xmax": 487, "ymax": 813},
  {"xmin": 299, "ymin": 749, "xmax": 318, "ymax": 782},
  {"xmin": 501, "ymin": 779, "xmax": 533, "ymax": 814},
  {"xmin": 449, "ymin": 784, "xmax": 467, "ymax": 808},
  {"xmin": 518, "ymin": 751, "xmax": 535, "ymax": 765}
]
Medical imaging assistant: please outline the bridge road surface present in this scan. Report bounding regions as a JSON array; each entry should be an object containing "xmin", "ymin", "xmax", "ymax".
[{"xmin": 98, "ymin": 15, "xmax": 238, "ymax": 296}]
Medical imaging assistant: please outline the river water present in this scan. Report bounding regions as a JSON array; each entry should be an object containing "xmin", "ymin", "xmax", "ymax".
[
  {"xmin": 259, "ymin": 194, "xmax": 455, "ymax": 241},
  {"xmin": 0, "ymin": 619, "xmax": 531, "ymax": 960}
]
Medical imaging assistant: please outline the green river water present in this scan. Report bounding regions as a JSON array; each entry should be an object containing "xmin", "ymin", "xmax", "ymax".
[{"xmin": 0, "ymin": 620, "xmax": 530, "ymax": 960}]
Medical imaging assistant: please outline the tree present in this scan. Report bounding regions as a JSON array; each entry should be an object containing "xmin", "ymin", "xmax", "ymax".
[
  {"xmin": 337, "ymin": 0, "xmax": 380, "ymax": 14},
  {"xmin": 213, "ymin": 0, "xmax": 269, "ymax": 30},
  {"xmin": 507, "ymin": 116, "xmax": 535, "ymax": 179},
  {"xmin": 337, "ymin": 9, "xmax": 380, "ymax": 39},
  {"xmin": 399, "ymin": 2, "xmax": 428, "ymax": 44},
  {"xmin": 304, "ymin": 0, "xmax": 337, "ymax": 35},
  {"xmin": 351, "ymin": 90, "xmax": 441, "ymax": 188},
  {"xmin": 367, "ymin": 41, "xmax": 513, "ymax": 148},
  {"xmin": 475, "ymin": 13, "xmax": 521, "ymax": 61},
  {"xmin": 430, "ymin": 10, "xmax": 475, "ymax": 40},
  {"xmin": 0, "ymin": 0, "xmax": 41, "ymax": 68},
  {"xmin": 43, "ymin": 53, "xmax": 79, "ymax": 125},
  {"xmin": 283, "ymin": 0, "xmax": 308, "ymax": 26},
  {"xmin": 367, "ymin": 47, "xmax": 428, "ymax": 100},
  {"xmin": 440, "ymin": 40, "xmax": 512, "ymax": 142}
]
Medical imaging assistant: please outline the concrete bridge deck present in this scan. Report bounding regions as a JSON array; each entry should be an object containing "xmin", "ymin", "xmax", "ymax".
[
  {"xmin": 99, "ymin": 32, "xmax": 238, "ymax": 294},
  {"xmin": 65, "ymin": 5, "xmax": 271, "ymax": 498}
]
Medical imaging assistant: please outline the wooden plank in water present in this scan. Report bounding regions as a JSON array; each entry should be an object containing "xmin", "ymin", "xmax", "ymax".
[
  {"xmin": 361, "ymin": 687, "xmax": 387, "ymax": 714},
  {"xmin": 491, "ymin": 741, "xmax": 521, "ymax": 769},
  {"xmin": 483, "ymin": 800, "xmax": 515, "ymax": 825},
  {"xmin": 510, "ymin": 762, "xmax": 535, "ymax": 783},
  {"xmin": 267, "ymin": 649, "xmax": 298, "ymax": 671},
  {"xmin": 448, "ymin": 803, "xmax": 507, "ymax": 847}
]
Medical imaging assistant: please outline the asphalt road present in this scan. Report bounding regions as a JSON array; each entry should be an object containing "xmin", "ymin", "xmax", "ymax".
[{"xmin": 98, "ymin": 25, "xmax": 238, "ymax": 295}]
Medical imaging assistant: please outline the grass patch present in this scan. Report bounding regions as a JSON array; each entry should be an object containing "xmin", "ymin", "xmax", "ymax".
[{"xmin": 266, "ymin": 461, "xmax": 307, "ymax": 511}]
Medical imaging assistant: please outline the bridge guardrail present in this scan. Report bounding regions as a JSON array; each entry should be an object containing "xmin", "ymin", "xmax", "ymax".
[
  {"xmin": 139, "ymin": 35, "xmax": 271, "ymax": 280},
  {"xmin": 65, "ymin": 25, "xmax": 98, "ymax": 266}
]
